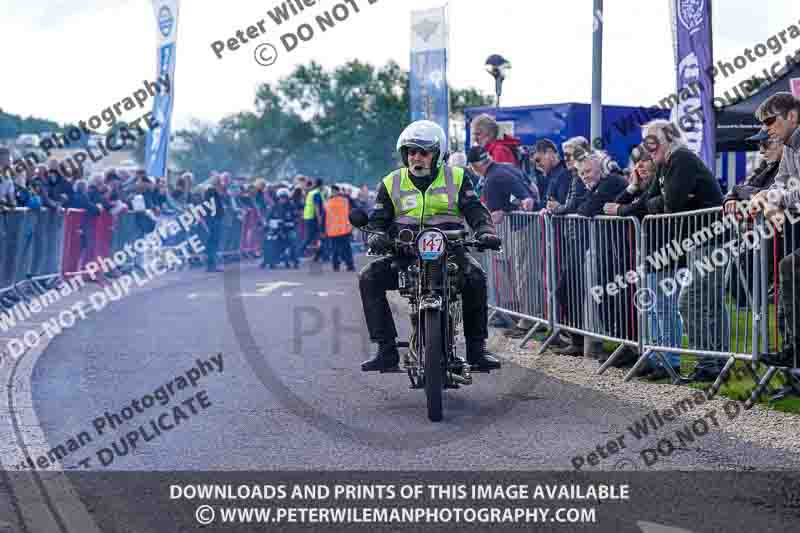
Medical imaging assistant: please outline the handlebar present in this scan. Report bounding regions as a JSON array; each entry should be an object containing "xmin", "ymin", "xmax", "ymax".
[{"xmin": 359, "ymin": 226, "xmax": 501, "ymax": 253}]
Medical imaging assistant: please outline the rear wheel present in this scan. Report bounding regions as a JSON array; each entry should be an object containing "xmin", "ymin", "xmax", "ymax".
[{"xmin": 423, "ymin": 309, "xmax": 444, "ymax": 422}]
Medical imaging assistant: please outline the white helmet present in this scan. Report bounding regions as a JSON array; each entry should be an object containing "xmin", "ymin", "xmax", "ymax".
[{"xmin": 396, "ymin": 120, "xmax": 446, "ymax": 170}]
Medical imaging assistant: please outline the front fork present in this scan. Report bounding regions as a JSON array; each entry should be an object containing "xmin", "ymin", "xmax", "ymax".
[
  {"xmin": 399, "ymin": 261, "xmax": 472, "ymax": 388},
  {"xmin": 403, "ymin": 265, "xmax": 471, "ymax": 387}
]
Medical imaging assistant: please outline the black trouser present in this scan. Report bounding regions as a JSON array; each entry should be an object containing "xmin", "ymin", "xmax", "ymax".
[
  {"xmin": 780, "ymin": 251, "xmax": 800, "ymax": 345},
  {"xmin": 556, "ymin": 241, "xmax": 587, "ymax": 343},
  {"xmin": 358, "ymin": 251, "xmax": 488, "ymax": 343},
  {"xmin": 263, "ymin": 236, "xmax": 296, "ymax": 266},
  {"xmin": 206, "ymin": 220, "xmax": 222, "ymax": 270},
  {"xmin": 331, "ymin": 234, "xmax": 354, "ymax": 270},
  {"xmin": 298, "ymin": 219, "xmax": 320, "ymax": 260}
]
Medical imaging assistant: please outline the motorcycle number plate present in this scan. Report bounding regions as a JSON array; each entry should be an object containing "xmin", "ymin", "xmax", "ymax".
[
  {"xmin": 418, "ymin": 231, "xmax": 445, "ymax": 261},
  {"xmin": 269, "ymin": 220, "xmax": 281, "ymax": 229}
]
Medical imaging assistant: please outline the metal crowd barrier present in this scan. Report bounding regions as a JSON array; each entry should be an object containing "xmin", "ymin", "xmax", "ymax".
[
  {"xmin": 547, "ymin": 214, "xmax": 641, "ymax": 363},
  {"xmin": 239, "ymin": 208, "xmax": 264, "ymax": 258},
  {"xmin": 31, "ymin": 210, "xmax": 66, "ymax": 282},
  {"xmin": 0, "ymin": 208, "xmax": 66, "ymax": 303},
  {"xmin": 484, "ymin": 207, "xmax": 788, "ymax": 407},
  {"xmin": 1, "ymin": 206, "xmax": 266, "ymax": 309},
  {"xmin": 61, "ymin": 210, "xmax": 113, "ymax": 280},
  {"xmin": 219, "ymin": 210, "xmax": 244, "ymax": 259},
  {"xmin": 628, "ymin": 208, "xmax": 762, "ymax": 394},
  {"xmin": 482, "ymin": 212, "xmax": 553, "ymax": 345},
  {"xmin": 0, "ymin": 210, "xmax": 28, "ymax": 295},
  {"xmin": 750, "ymin": 213, "xmax": 800, "ymax": 405},
  {"xmin": 109, "ymin": 212, "xmax": 144, "ymax": 272}
]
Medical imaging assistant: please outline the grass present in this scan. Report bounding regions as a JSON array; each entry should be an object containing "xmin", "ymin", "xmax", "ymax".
[{"xmin": 529, "ymin": 301, "xmax": 800, "ymax": 415}]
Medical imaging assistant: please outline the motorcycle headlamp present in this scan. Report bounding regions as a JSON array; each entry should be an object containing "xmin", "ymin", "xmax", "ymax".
[{"xmin": 398, "ymin": 229, "xmax": 415, "ymax": 244}]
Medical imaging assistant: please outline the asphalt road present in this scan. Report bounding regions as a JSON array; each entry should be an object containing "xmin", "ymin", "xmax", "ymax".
[{"xmin": 2, "ymin": 256, "xmax": 800, "ymax": 532}]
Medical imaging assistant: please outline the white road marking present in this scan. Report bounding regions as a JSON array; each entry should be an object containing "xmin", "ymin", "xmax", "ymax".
[
  {"xmin": 0, "ymin": 304, "xmax": 103, "ymax": 532},
  {"xmin": 305, "ymin": 290, "xmax": 345, "ymax": 297},
  {"xmin": 637, "ymin": 521, "xmax": 695, "ymax": 533},
  {"xmin": 256, "ymin": 282, "xmax": 302, "ymax": 295}
]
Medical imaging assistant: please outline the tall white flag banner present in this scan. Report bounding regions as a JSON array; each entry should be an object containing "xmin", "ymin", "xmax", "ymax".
[
  {"xmin": 145, "ymin": 0, "xmax": 179, "ymax": 178},
  {"xmin": 410, "ymin": 6, "xmax": 449, "ymax": 151}
]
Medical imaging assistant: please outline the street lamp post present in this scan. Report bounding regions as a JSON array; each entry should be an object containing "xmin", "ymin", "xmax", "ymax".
[{"xmin": 485, "ymin": 54, "xmax": 511, "ymax": 109}]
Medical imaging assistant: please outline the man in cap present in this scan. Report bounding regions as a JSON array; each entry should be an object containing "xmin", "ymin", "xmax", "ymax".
[
  {"xmin": 750, "ymin": 93, "xmax": 800, "ymax": 368},
  {"xmin": 468, "ymin": 145, "xmax": 537, "ymax": 337}
]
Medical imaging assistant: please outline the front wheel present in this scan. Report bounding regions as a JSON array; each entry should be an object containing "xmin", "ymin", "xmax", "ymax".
[{"xmin": 423, "ymin": 309, "xmax": 444, "ymax": 422}]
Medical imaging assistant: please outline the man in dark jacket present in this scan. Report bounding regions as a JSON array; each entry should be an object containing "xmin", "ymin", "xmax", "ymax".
[
  {"xmin": 546, "ymin": 138, "xmax": 596, "ymax": 354},
  {"xmin": 750, "ymin": 92, "xmax": 800, "ymax": 368},
  {"xmin": 204, "ymin": 176, "xmax": 227, "ymax": 272},
  {"xmin": 723, "ymin": 128, "xmax": 785, "ymax": 310},
  {"xmin": 552, "ymin": 150, "xmax": 635, "ymax": 361},
  {"xmin": 534, "ymin": 139, "xmax": 572, "ymax": 208},
  {"xmin": 467, "ymin": 147, "xmax": 535, "ymax": 223},
  {"xmin": 360, "ymin": 121, "xmax": 501, "ymax": 372},
  {"xmin": 262, "ymin": 188, "xmax": 298, "ymax": 269},
  {"xmin": 723, "ymin": 128, "xmax": 782, "ymax": 210},
  {"xmin": 641, "ymin": 119, "xmax": 726, "ymax": 381},
  {"xmin": 548, "ymin": 137, "xmax": 590, "ymax": 216},
  {"xmin": 46, "ymin": 167, "xmax": 72, "ymax": 207},
  {"xmin": 128, "ymin": 177, "xmax": 157, "ymax": 234},
  {"xmin": 467, "ymin": 146, "xmax": 537, "ymax": 336}
]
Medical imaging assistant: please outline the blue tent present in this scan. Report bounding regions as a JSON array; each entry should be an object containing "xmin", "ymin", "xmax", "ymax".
[{"xmin": 464, "ymin": 102, "xmax": 671, "ymax": 167}]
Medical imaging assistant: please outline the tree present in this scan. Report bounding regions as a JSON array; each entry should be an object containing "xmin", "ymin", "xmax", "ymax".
[
  {"xmin": 450, "ymin": 87, "xmax": 493, "ymax": 117},
  {"xmin": 171, "ymin": 60, "xmax": 492, "ymax": 185},
  {"xmin": 0, "ymin": 111, "xmax": 60, "ymax": 142},
  {"xmin": 264, "ymin": 59, "xmax": 409, "ymax": 183},
  {"xmin": 448, "ymin": 87, "xmax": 494, "ymax": 151},
  {"xmin": 171, "ymin": 119, "xmax": 265, "ymax": 181}
]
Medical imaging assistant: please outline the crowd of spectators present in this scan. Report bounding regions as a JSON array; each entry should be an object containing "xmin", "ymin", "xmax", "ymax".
[
  {"xmin": 0, "ymin": 148, "xmax": 374, "ymax": 275},
  {"xmin": 5, "ymin": 92, "xmax": 799, "ymax": 382},
  {"xmin": 454, "ymin": 98, "xmax": 800, "ymax": 383}
]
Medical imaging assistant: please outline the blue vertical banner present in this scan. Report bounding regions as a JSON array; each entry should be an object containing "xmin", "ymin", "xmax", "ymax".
[
  {"xmin": 410, "ymin": 6, "xmax": 449, "ymax": 151},
  {"xmin": 146, "ymin": 0, "xmax": 180, "ymax": 178},
  {"xmin": 672, "ymin": 0, "xmax": 715, "ymax": 168}
]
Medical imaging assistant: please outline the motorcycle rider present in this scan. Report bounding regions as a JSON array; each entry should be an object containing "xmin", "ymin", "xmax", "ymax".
[
  {"xmin": 359, "ymin": 120, "xmax": 503, "ymax": 372},
  {"xmin": 262, "ymin": 187, "xmax": 300, "ymax": 269}
]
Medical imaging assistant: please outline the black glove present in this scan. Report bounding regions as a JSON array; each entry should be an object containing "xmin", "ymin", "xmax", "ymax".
[
  {"xmin": 368, "ymin": 233, "xmax": 393, "ymax": 254},
  {"xmin": 476, "ymin": 232, "xmax": 501, "ymax": 250}
]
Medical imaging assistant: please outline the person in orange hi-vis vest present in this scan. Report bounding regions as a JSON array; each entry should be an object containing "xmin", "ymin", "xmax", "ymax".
[{"xmin": 324, "ymin": 184, "xmax": 355, "ymax": 272}]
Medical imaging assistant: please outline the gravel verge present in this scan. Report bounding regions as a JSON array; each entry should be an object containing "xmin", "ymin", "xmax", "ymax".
[{"xmin": 491, "ymin": 327, "xmax": 800, "ymax": 457}]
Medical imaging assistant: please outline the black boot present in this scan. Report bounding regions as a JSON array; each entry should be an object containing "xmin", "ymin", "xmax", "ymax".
[
  {"xmin": 761, "ymin": 343, "xmax": 797, "ymax": 368},
  {"xmin": 553, "ymin": 334, "xmax": 584, "ymax": 356},
  {"xmin": 361, "ymin": 340, "xmax": 400, "ymax": 371},
  {"xmin": 466, "ymin": 339, "xmax": 501, "ymax": 370}
]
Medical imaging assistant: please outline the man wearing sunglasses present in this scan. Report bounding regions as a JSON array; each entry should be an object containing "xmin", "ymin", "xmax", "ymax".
[
  {"xmin": 750, "ymin": 93, "xmax": 800, "ymax": 215},
  {"xmin": 359, "ymin": 120, "xmax": 502, "ymax": 372},
  {"xmin": 749, "ymin": 92, "xmax": 800, "ymax": 368},
  {"xmin": 724, "ymin": 127, "xmax": 783, "ymax": 215}
]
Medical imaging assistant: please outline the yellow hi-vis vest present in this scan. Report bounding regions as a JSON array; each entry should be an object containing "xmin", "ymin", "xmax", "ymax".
[
  {"xmin": 383, "ymin": 165, "xmax": 464, "ymax": 228},
  {"xmin": 303, "ymin": 188, "xmax": 320, "ymax": 220}
]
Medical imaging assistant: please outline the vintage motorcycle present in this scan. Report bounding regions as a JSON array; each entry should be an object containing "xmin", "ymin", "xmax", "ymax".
[
  {"xmin": 350, "ymin": 209, "xmax": 501, "ymax": 422},
  {"xmin": 263, "ymin": 218, "xmax": 299, "ymax": 269}
]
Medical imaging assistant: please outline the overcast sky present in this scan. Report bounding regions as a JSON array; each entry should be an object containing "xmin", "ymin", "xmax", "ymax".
[{"xmin": 0, "ymin": 0, "xmax": 797, "ymax": 133}]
